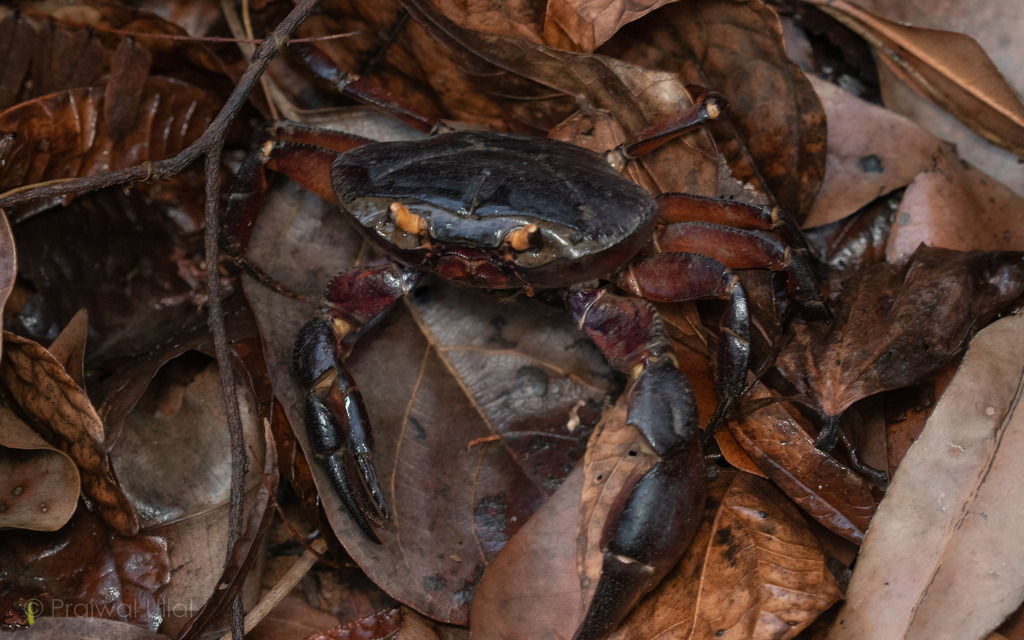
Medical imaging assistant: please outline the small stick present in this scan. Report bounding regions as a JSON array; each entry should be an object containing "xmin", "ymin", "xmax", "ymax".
[{"xmin": 216, "ymin": 537, "xmax": 329, "ymax": 640}]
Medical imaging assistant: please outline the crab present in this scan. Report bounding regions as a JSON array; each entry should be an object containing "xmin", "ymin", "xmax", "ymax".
[{"xmin": 223, "ymin": 49, "xmax": 829, "ymax": 639}]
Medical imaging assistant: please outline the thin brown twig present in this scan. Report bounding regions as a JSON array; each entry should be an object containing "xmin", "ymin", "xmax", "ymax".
[{"xmin": 0, "ymin": 0, "xmax": 323, "ymax": 211}]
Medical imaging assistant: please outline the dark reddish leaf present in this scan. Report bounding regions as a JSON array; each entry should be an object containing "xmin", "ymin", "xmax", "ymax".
[
  {"xmin": 28, "ymin": 25, "xmax": 105, "ymax": 99},
  {"xmin": 729, "ymin": 385, "xmax": 877, "ymax": 543},
  {"xmin": 0, "ymin": 509, "xmax": 170, "ymax": 631},
  {"xmin": 302, "ymin": 606, "xmax": 401, "ymax": 640},
  {"xmin": 9, "ymin": 186, "xmax": 211, "ymax": 364},
  {"xmin": 0, "ymin": 77, "xmax": 221, "ymax": 199},
  {"xmin": 105, "ymin": 37, "xmax": 154, "ymax": 143},
  {"xmin": 0, "ymin": 11, "xmax": 33, "ymax": 110},
  {"xmin": 776, "ymin": 246, "xmax": 1024, "ymax": 423}
]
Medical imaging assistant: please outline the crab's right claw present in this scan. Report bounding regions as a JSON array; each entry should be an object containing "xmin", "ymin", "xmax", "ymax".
[{"xmin": 295, "ymin": 316, "xmax": 389, "ymax": 542}]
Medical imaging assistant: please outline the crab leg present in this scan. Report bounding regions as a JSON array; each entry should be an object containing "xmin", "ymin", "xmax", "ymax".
[
  {"xmin": 617, "ymin": 251, "xmax": 751, "ymax": 433},
  {"xmin": 654, "ymin": 221, "xmax": 829, "ymax": 320},
  {"xmin": 566, "ymin": 288, "xmax": 708, "ymax": 640},
  {"xmin": 654, "ymin": 193, "xmax": 830, "ymax": 321},
  {"xmin": 293, "ymin": 262, "xmax": 421, "ymax": 541}
]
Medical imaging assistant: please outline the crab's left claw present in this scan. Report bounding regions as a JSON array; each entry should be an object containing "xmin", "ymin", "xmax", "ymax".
[
  {"xmin": 568, "ymin": 289, "xmax": 713, "ymax": 639},
  {"xmin": 573, "ymin": 358, "xmax": 707, "ymax": 640},
  {"xmin": 293, "ymin": 263, "xmax": 421, "ymax": 541}
]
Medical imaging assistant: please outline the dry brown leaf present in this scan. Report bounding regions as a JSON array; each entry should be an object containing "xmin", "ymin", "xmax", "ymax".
[
  {"xmin": 470, "ymin": 465, "xmax": 585, "ymax": 639},
  {"xmin": 831, "ymin": 312, "xmax": 1024, "ymax": 640},
  {"xmin": 45, "ymin": 309, "xmax": 89, "ymax": 389},
  {"xmin": 0, "ymin": 209, "xmax": 13, "ymax": 364},
  {"xmin": 839, "ymin": 0, "xmax": 1024, "ymax": 198},
  {"xmin": 729, "ymin": 385, "xmax": 876, "ymax": 543},
  {"xmin": 0, "ymin": 406, "xmax": 79, "ymax": 532},
  {"xmin": 809, "ymin": 0, "xmax": 1024, "ymax": 156},
  {"xmin": 609, "ymin": 470, "xmax": 842, "ymax": 640},
  {"xmin": 1, "ymin": 331, "xmax": 139, "ymax": 536},
  {"xmin": 543, "ymin": 0, "xmax": 675, "ymax": 52}
]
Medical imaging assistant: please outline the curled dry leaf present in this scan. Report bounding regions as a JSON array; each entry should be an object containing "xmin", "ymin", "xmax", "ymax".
[
  {"xmin": 831, "ymin": 312, "xmax": 1024, "ymax": 640},
  {"xmin": 0, "ymin": 406, "xmax": 79, "ymax": 532},
  {"xmin": 0, "ymin": 77, "xmax": 220, "ymax": 203},
  {"xmin": 1, "ymin": 331, "xmax": 139, "ymax": 536},
  {"xmin": 600, "ymin": 0, "xmax": 827, "ymax": 220},
  {"xmin": 808, "ymin": 0, "xmax": 1024, "ymax": 157},
  {"xmin": 543, "ymin": 0, "xmax": 677, "ymax": 52},
  {"xmin": 401, "ymin": 0, "xmax": 726, "ymax": 199},
  {"xmin": 775, "ymin": 246, "xmax": 1024, "ymax": 423},
  {"xmin": 609, "ymin": 470, "xmax": 841, "ymax": 640},
  {"xmin": 729, "ymin": 384, "xmax": 876, "ymax": 543}
]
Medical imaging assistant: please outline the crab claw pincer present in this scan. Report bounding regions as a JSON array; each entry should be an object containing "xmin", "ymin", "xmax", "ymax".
[
  {"xmin": 294, "ymin": 315, "xmax": 391, "ymax": 541},
  {"xmin": 573, "ymin": 358, "xmax": 707, "ymax": 640}
]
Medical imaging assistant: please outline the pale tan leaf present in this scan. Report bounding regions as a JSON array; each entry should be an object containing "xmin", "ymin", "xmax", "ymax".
[
  {"xmin": 544, "ymin": 0, "xmax": 675, "ymax": 52},
  {"xmin": 885, "ymin": 146, "xmax": 1024, "ymax": 261},
  {"xmin": 809, "ymin": 0, "xmax": 1024, "ymax": 156},
  {"xmin": 830, "ymin": 312, "xmax": 1024, "ymax": 640},
  {"xmin": 804, "ymin": 75, "xmax": 942, "ymax": 228}
]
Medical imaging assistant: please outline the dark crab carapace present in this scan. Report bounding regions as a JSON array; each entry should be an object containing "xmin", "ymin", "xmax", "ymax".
[{"xmin": 225, "ymin": 87, "xmax": 828, "ymax": 638}]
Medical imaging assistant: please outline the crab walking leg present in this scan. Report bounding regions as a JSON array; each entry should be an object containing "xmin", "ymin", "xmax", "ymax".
[
  {"xmin": 222, "ymin": 128, "xmax": 372, "ymax": 258},
  {"xmin": 654, "ymin": 221, "xmax": 829, "ymax": 320},
  {"xmin": 293, "ymin": 263, "xmax": 422, "ymax": 542},
  {"xmin": 654, "ymin": 193, "xmax": 831, "ymax": 321},
  {"xmin": 566, "ymin": 288, "xmax": 708, "ymax": 640},
  {"xmin": 617, "ymin": 251, "xmax": 751, "ymax": 433}
]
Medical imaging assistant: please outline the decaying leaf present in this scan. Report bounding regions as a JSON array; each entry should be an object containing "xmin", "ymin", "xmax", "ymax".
[
  {"xmin": 729, "ymin": 385, "xmax": 876, "ymax": 543},
  {"xmin": 609, "ymin": 470, "xmax": 842, "ymax": 640},
  {"xmin": 0, "ymin": 509, "xmax": 170, "ymax": 631},
  {"xmin": 543, "ymin": 0, "xmax": 676, "ymax": 52},
  {"xmin": 0, "ymin": 77, "xmax": 221, "ymax": 205},
  {"xmin": 776, "ymin": 246, "xmax": 1024, "ymax": 425},
  {"xmin": 0, "ymin": 406, "xmax": 80, "ymax": 532},
  {"xmin": 831, "ymin": 312, "xmax": 1024, "ymax": 640},
  {"xmin": 808, "ymin": 0, "xmax": 1024, "ymax": 156},
  {"xmin": 1, "ymin": 330, "xmax": 139, "ymax": 536}
]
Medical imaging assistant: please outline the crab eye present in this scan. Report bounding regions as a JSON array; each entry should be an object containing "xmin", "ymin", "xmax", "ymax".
[
  {"xmin": 503, "ymin": 223, "xmax": 541, "ymax": 251},
  {"xmin": 390, "ymin": 201, "xmax": 428, "ymax": 235}
]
